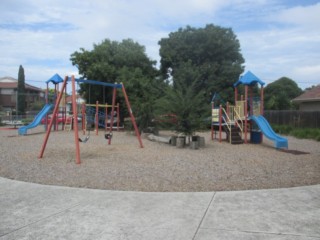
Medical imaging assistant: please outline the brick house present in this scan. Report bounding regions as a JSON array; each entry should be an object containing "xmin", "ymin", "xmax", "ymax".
[
  {"xmin": 0, "ymin": 76, "xmax": 45, "ymax": 111},
  {"xmin": 292, "ymin": 85, "xmax": 320, "ymax": 111}
]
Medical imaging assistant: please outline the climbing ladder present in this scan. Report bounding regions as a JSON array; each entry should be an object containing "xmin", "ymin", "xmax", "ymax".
[{"xmin": 63, "ymin": 116, "xmax": 73, "ymax": 131}]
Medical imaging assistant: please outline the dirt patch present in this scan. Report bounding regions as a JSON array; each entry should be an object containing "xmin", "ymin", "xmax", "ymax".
[{"xmin": 0, "ymin": 127, "xmax": 319, "ymax": 192}]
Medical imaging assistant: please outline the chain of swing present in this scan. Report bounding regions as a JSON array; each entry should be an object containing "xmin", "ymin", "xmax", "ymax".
[{"xmin": 78, "ymin": 84, "xmax": 114, "ymax": 143}]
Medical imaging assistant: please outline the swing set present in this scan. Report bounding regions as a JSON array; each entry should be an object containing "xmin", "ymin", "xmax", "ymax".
[{"xmin": 38, "ymin": 75, "xmax": 143, "ymax": 164}]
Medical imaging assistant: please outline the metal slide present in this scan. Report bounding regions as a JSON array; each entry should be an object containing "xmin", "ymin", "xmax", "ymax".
[
  {"xmin": 250, "ymin": 115, "xmax": 288, "ymax": 149},
  {"xmin": 18, "ymin": 104, "xmax": 53, "ymax": 135}
]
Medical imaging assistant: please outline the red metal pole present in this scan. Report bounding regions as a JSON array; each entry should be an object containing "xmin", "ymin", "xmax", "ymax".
[
  {"xmin": 219, "ymin": 105, "xmax": 222, "ymax": 142},
  {"xmin": 82, "ymin": 103, "xmax": 85, "ymax": 134},
  {"xmin": 121, "ymin": 83, "xmax": 144, "ymax": 148},
  {"xmin": 105, "ymin": 103, "xmax": 109, "ymax": 131},
  {"xmin": 211, "ymin": 101, "xmax": 214, "ymax": 140},
  {"xmin": 105, "ymin": 103, "xmax": 110, "ymax": 131},
  {"xmin": 244, "ymin": 85, "xmax": 248, "ymax": 144},
  {"xmin": 45, "ymin": 83, "xmax": 49, "ymax": 129},
  {"xmin": 260, "ymin": 85, "xmax": 264, "ymax": 143},
  {"xmin": 108, "ymin": 87, "xmax": 117, "ymax": 145},
  {"xmin": 261, "ymin": 86, "xmax": 264, "ymax": 115},
  {"xmin": 117, "ymin": 103, "xmax": 120, "ymax": 131},
  {"xmin": 250, "ymin": 87, "xmax": 253, "ymax": 116},
  {"xmin": 54, "ymin": 84, "xmax": 58, "ymax": 131},
  {"xmin": 71, "ymin": 75, "xmax": 81, "ymax": 164},
  {"xmin": 63, "ymin": 82, "xmax": 67, "ymax": 130},
  {"xmin": 234, "ymin": 87, "xmax": 238, "ymax": 105},
  {"xmin": 39, "ymin": 76, "xmax": 68, "ymax": 159},
  {"xmin": 95, "ymin": 101, "xmax": 99, "ymax": 135}
]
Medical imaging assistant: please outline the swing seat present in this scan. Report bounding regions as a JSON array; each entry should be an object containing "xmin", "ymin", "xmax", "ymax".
[
  {"xmin": 79, "ymin": 136, "xmax": 90, "ymax": 143},
  {"xmin": 105, "ymin": 133, "xmax": 113, "ymax": 140},
  {"xmin": 79, "ymin": 130, "xmax": 90, "ymax": 143}
]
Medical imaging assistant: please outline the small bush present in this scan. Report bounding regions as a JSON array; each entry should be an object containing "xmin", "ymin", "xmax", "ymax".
[{"xmin": 272, "ymin": 124, "xmax": 320, "ymax": 141}]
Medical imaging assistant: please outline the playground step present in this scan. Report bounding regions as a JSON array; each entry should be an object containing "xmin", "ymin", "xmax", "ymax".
[
  {"xmin": 224, "ymin": 125, "xmax": 244, "ymax": 145},
  {"xmin": 230, "ymin": 136, "xmax": 244, "ymax": 144}
]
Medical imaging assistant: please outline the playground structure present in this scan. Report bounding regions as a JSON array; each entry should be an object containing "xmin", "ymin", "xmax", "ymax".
[
  {"xmin": 38, "ymin": 75, "xmax": 143, "ymax": 164},
  {"xmin": 19, "ymin": 73, "xmax": 124, "ymax": 135},
  {"xmin": 18, "ymin": 104, "xmax": 53, "ymax": 135},
  {"xmin": 211, "ymin": 71, "xmax": 288, "ymax": 149},
  {"xmin": 18, "ymin": 74, "xmax": 68, "ymax": 135},
  {"xmin": 83, "ymin": 101, "xmax": 122, "ymax": 135}
]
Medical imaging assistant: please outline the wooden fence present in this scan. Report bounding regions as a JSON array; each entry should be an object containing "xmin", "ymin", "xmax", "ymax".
[{"xmin": 264, "ymin": 110, "xmax": 320, "ymax": 128}]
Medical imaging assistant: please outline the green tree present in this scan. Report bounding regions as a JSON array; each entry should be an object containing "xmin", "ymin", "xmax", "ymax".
[
  {"xmin": 158, "ymin": 24, "xmax": 244, "ymax": 102},
  {"xmin": 70, "ymin": 39, "xmax": 164, "ymax": 131},
  {"xmin": 17, "ymin": 65, "xmax": 26, "ymax": 115},
  {"xmin": 264, "ymin": 77, "xmax": 302, "ymax": 110},
  {"xmin": 156, "ymin": 79, "xmax": 207, "ymax": 137},
  {"xmin": 156, "ymin": 61, "xmax": 208, "ymax": 136}
]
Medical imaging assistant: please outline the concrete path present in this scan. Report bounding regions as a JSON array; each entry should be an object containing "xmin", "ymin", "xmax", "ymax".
[{"xmin": 0, "ymin": 177, "xmax": 319, "ymax": 240}]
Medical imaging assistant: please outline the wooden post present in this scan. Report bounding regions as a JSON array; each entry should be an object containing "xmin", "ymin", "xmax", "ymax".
[
  {"xmin": 39, "ymin": 76, "xmax": 68, "ymax": 159},
  {"xmin": 244, "ymin": 85, "xmax": 248, "ymax": 144},
  {"xmin": 117, "ymin": 102, "xmax": 120, "ymax": 131},
  {"xmin": 82, "ymin": 103, "xmax": 86, "ymax": 134},
  {"xmin": 108, "ymin": 87, "xmax": 117, "ymax": 145},
  {"xmin": 219, "ymin": 105, "xmax": 222, "ymax": 142},
  {"xmin": 211, "ymin": 101, "xmax": 214, "ymax": 140},
  {"xmin": 261, "ymin": 86, "xmax": 264, "ymax": 115},
  {"xmin": 105, "ymin": 103, "xmax": 109, "ymax": 131},
  {"xmin": 71, "ymin": 76, "xmax": 81, "ymax": 164},
  {"xmin": 95, "ymin": 101, "xmax": 99, "ymax": 135},
  {"xmin": 121, "ymin": 83, "xmax": 144, "ymax": 148}
]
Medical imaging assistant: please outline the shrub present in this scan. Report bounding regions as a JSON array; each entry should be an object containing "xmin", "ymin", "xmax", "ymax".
[{"xmin": 272, "ymin": 124, "xmax": 320, "ymax": 141}]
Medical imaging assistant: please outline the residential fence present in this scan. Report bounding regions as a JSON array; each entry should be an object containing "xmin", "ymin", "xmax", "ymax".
[{"xmin": 264, "ymin": 110, "xmax": 320, "ymax": 128}]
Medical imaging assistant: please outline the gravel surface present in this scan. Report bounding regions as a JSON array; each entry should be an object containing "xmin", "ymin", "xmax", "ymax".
[{"xmin": 0, "ymin": 126, "xmax": 319, "ymax": 192}]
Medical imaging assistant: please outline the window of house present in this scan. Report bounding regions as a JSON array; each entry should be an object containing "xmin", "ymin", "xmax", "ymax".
[{"xmin": 1, "ymin": 89, "xmax": 14, "ymax": 95}]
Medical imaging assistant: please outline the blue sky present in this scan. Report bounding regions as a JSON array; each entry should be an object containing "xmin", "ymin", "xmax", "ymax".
[{"xmin": 0, "ymin": 0, "xmax": 319, "ymax": 90}]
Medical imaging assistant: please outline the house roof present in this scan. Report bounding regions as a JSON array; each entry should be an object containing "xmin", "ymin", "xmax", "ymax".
[
  {"xmin": 0, "ymin": 77, "xmax": 44, "ymax": 92},
  {"xmin": 292, "ymin": 85, "xmax": 320, "ymax": 102},
  {"xmin": 0, "ymin": 76, "xmax": 16, "ymax": 82}
]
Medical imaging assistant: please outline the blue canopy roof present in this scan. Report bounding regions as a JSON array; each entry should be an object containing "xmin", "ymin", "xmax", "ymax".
[
  {"xmin": 234, "ymin": 71, "xmax": 265, "ymax": 87},
  {"xmin": 46, "ymin": 74, "xmax": 122, "ymax": 88},
  {"xmin": 70, "ymin": 77, "xmax": 123, "ymax": 88},
  {"xmin": 46, "ymin": 73, "xmax": 63, "ymax": 84}
]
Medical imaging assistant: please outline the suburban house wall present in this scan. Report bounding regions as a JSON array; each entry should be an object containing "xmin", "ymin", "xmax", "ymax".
[
  {"xmin": 0, "ymin": 77, "xmax": 45, "ymax": 111},
  {"xmin": 299, "ymin": 101, "xmax": 320, "ymax": 111},
  {"xmin": 292, "ymin": 85, "xmax": 320, "ymax": 111}
]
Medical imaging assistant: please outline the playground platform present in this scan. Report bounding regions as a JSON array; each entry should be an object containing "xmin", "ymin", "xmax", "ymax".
[{"xmin": 1, "ymin": 177, "xmax": 319, "ymax": 239}]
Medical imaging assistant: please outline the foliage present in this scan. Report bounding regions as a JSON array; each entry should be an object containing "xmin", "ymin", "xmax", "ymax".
[
  {"xmin": 264, "ymin": 77, "xmax": 302, "ymax": 110},
  {"xmin": 272, "ymin": 124, "xmax": 320, "ymax": 141},
  {"xmin": 158, "ymin": 24, "xmax": 245, "ymax": 102},
  {"xmin": 17, "ymin": 65, "xmax": 26, "ymax": 115},
  {"xmin": 70, "ymin": 38, "xmax": 165, "ymax": 131},
  {"xmin": 21, "ymin": 118, "xmax": 34, "ymax": 125},
  {"xmin": 156, "ymin": 79, "xmax": 208, "ymax": 137},
  {"xmin": 29, "ymin": 100, "xmax": 45, "ymax": 111}
]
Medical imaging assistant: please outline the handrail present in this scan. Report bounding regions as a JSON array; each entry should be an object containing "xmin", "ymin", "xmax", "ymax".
[
  {"xmin": 221, "ymin": 107, "xmax": 232, "ymax": 141},
  {"xmin": 233, "ymin": 106, "xmax": 244, "ymax": 135},
  {"xmin": 221, "ymin": 105, "xmax": 245, "ymax": 142}
]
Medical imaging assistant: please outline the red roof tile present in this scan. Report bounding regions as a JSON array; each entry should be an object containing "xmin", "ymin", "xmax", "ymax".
[
  {"xmin": 0, "ymin": 79, "xmax": 43, "ymax": 92},
  {"xmin": 293, "ymin": 85, "xmax": 320, "ymax": 102}
]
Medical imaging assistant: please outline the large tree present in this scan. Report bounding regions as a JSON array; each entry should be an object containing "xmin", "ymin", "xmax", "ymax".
[
  {"xmin": 264, "ymin": 77, "xmax": 302, "ymax": 110},
  {"xmin": 158, "ymin": 24, "xmax": 245, "ymax": 102},
  {"xmin": 70, "ymin": 39, "xmax": 164, "ymax": 130},
  {"xmin": 17, "ymin": 65, "xmax": 26, "ymax": 115}
]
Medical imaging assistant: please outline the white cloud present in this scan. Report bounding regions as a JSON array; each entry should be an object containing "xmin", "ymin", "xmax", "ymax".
[
  {"xmin": 237, "ymin": 2, "xmax": 320, "ymax": 89},
  {"xmin": 271, "ymin": 2, "xmax": 320, "ymax": 29},
  {"xmin": 0, "ymin": 0, "xmax": 319, "ymax": 90}
]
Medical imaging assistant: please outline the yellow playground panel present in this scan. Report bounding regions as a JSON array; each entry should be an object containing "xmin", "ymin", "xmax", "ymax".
[{"xmin": 212, "ymin": 109, "xmax": 219, "ymax": 122}]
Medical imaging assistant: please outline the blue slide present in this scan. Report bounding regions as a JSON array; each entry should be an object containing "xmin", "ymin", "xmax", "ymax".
[
  {"xmin": 18, "ymin": 104, "xmax": 53, "ymax": 135},
  {"xmin": 250, "ymin": 115, "xmax": 288, "ymax": 149}
]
